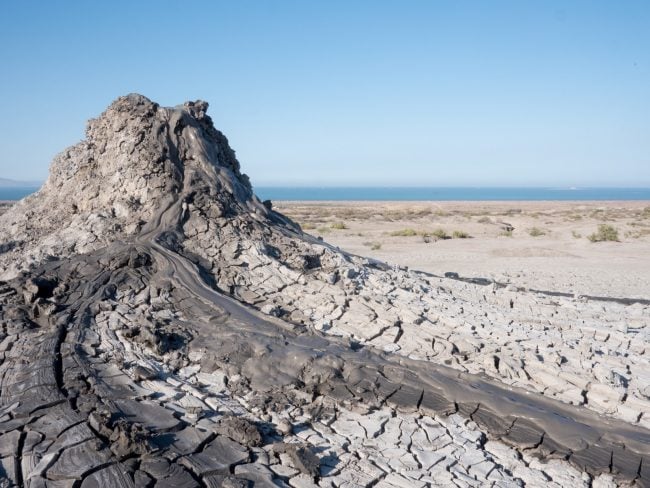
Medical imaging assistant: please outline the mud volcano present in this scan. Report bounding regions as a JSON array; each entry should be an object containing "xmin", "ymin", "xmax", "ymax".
[{"xmin": 0, "ymin": 95, "xmax": 648, "ymax": 487}]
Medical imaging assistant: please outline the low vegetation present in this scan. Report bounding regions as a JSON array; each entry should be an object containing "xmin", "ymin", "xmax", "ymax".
[
  {"xmin": 431, "ymin": 228, "xmax": 448, "ymax": 239},
  {"xmin": 571, "ymin": 231, "xmax": 582, "ymax": 239},
  {"xmin": 330, "ymin": 222, "xmax": 348, "ymax": 230},
  {"xmin": 588, "ymin": 224, "xmax": 619, "ymax": 242},
  {"xmin": 363, "ymin": 241, "xmax": 382, "ymax": 250},
  {"xmin": 381, "ymin": 208, "xmax": 434, "ymax": 221},
  {"xmin": 389, "ymin": 228, "xmax": 457, "ymax": 239},
  {"xmin": 390, "ymin": 228, "xmax": 419, "ymax": 237},
  {"xmin": 625, "ymin": 228, "xmax": 650, "ymax": 239},
  {"xmin": 499, "ymin": 230, "xmax": 513, "ymax": 237},
  {"xmin": 528, "ymin": 227, "xmax": 546, "ymax": 237}
]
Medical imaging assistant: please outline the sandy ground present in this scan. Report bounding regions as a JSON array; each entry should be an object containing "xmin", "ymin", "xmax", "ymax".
[{"xmin": 274, "ymin": 200, "xmax": 650, "ymax": 298}]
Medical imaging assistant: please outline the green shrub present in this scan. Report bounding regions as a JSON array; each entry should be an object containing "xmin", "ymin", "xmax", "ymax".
[
  {"xmin": 499, "ymin": 230, "xmax": 513, "ymax": 237},
  {"xmin": 330, "ymin": 222, "xmax": 347, "ymax": 230},
  {"xmin": 452, "ymin": 230, "xmax": 470, "ymax": 239},
  {"xmin": 588, "ymin": 224, "xmax": 619, "ymax": 242},
  {"xmin": 528, "ymin": 227, "xmax": 545, "ymax": 237}
]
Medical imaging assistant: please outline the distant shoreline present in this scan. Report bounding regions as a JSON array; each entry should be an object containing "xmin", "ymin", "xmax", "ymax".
[
  {"xmin": 255, "ymin": 186, "xmax": 650, "ymax": 202},
  {"xmin": 273, "ymin": 199, "xmax": 650, "ymax": 205}
]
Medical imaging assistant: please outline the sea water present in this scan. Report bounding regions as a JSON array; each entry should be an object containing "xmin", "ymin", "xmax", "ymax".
[
  {"xmin": 254, "ymin": 187, "xmax": 650, "ymax": 201},
  {"xmin": 0, "ymin": 187, "xmax": 41, "ymax": 200},
  {"xmin": 3, "ymin": 186, "xmax": 650, "ymax": 202}
]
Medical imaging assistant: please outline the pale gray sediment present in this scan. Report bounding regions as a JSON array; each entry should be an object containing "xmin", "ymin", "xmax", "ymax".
[{"xmin": 0, "ymin": 94, "xmax": 648, "ymax": 487}]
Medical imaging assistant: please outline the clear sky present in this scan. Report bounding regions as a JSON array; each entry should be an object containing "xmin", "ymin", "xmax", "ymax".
[{"xmin": 0, "ymin": 1, "xmax": 649, "ymax": 187}]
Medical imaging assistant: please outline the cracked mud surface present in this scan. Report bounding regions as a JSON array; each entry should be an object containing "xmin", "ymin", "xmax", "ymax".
[{"xmin": 0, "ymin": 95, "xmax": 648, "ymax": 487}]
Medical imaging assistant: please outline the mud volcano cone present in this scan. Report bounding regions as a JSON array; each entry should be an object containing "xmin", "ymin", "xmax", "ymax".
[{"xmin": 0, "ymin": 95, "xmax": 647, "ymax": 487}]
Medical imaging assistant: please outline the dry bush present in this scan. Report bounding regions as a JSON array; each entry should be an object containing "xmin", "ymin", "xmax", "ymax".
[
  {"xmin": 431, "ymin": 228, "xmax": 448, "ymax": 239},
  {"xmin": 528, "ymin": 227, "xmax": 546, "ymax": 237},
  {"xmin": 588, "ymin": 224, "xmax": 619, "ymax": 242},
  {"xmin": 363, "ymin": 241, "xmax": 382, "ymax": 250},
  {"xmin": 390, "ymin": 228, "xmax": 418, "ymax": 237}
]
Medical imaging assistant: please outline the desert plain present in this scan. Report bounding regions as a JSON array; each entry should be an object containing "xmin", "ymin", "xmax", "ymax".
[{"xmin": 275, "ymin": 200, "xmax": 650, "ymax": 298}]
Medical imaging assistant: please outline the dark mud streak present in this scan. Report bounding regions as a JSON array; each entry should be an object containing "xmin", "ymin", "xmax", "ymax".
[{"xmin": 414, "ymin": 270, "xmax": 650, "ymax": 306}]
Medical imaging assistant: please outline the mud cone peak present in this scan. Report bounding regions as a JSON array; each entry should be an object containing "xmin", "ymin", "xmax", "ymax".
[{"xmin": 0, "ymin": 94, "xmax": 273, "ymax": 279}]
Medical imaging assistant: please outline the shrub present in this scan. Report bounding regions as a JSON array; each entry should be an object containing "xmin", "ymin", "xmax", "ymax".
[
  {"xmin": 528, "ymin": 227, "xmax": 545, "ymax": 237},
  {"xmin": 330, "ymin": 222, "xmax": 347, "ymax": 230},
  {"xmin": 571, "ymin": 231, "xmax": 582, "ymax": 239},
  {"xmin": 477, "ymin": 216, "xmax": 492, "ymax": 224},
  {"xmin": 627, "ymin": 228, "xmax": 650, "ymax": 239},
  {"xmin": 363, "ymin": 241, "xmax": 382, "ymax": 250},
  {"xmin": 452, "ymin": 230, "xmax": 470, "ymax": 239},
  {"xmin": 301, "ymin": 222, "xmax": 316, "ymax": 230},
  {"xmin": 588, "ymin": 224, "xmax": 619, "ymax": 242},
  {"xmin": 431, "ymin": 228, "xmax": 448, "ymax": 239},
  {"xmin": 499, "ymin": 230, "xmax": 513, "ymax": 237},
  {"xmin": 390, "ymin": 228, "xmax": 418, "ymax": 237}
]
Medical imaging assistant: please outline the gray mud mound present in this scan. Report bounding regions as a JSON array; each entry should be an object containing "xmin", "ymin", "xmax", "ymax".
[{"xmin": 0, "ymin": 95, "xmax": 648, "ymax": 487}]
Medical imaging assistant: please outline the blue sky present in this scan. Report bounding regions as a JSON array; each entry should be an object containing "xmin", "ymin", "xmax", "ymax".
[{"xmin": 0, "ymin": 1, "xmax": 648, "ymax": 186}]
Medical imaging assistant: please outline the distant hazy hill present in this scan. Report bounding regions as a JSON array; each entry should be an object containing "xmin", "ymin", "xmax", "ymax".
[{"xmin": 0, "ymin": 177, "xmax": 42, "ymax": 187}]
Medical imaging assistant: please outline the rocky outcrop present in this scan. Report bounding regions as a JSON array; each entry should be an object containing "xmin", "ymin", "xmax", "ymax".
[{"xmin": 0, "ymin": 95, "xmax": 648, "ymax": 487}]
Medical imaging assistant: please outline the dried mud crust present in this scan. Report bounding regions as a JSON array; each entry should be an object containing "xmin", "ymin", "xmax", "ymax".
[
  {"xmin": 0, "ymin": 95, "xmax": 648, "ymax": 487},
  {"xmin": 0, "ymin": 241, "xmax": 647, "ymax": 487}
]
